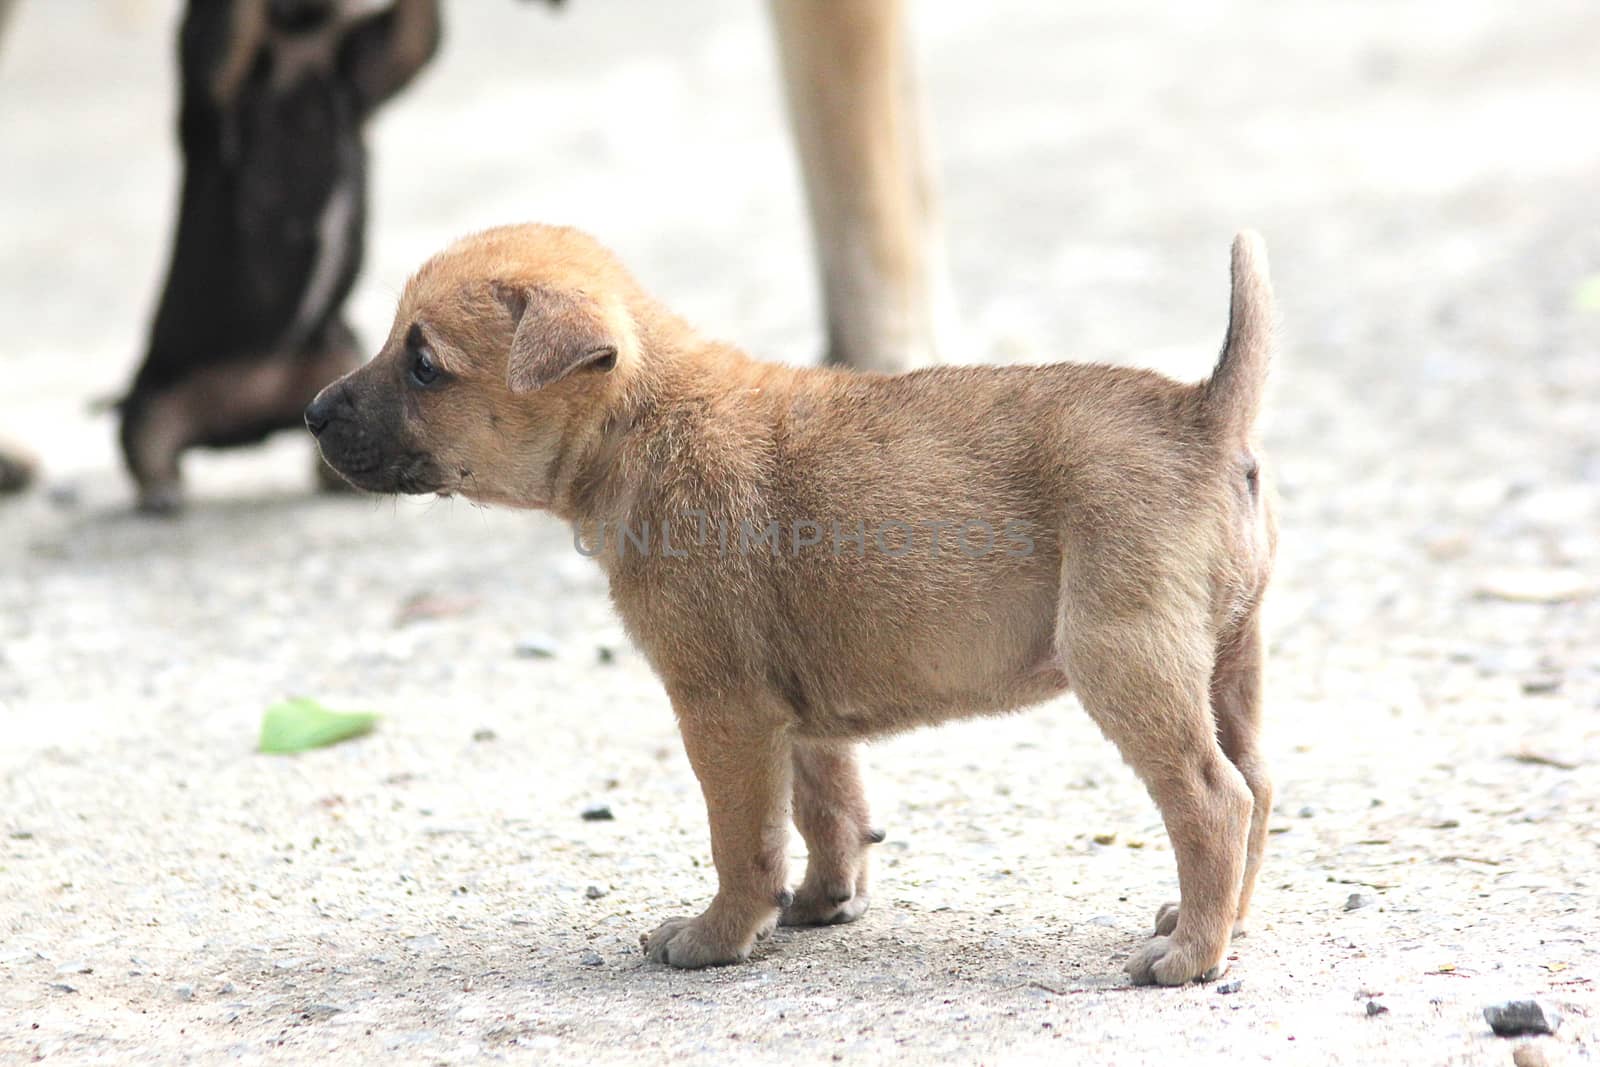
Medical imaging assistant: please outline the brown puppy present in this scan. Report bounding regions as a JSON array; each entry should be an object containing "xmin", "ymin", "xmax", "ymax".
[{"xmin": 306, "ymin": 224, "xmax": 1278, "ymax": 986}]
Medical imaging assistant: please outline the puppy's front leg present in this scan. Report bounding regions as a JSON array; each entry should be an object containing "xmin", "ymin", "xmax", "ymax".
[{"xmin": 645, "ymin": 698, "xmax": 793, "ymax": 968}]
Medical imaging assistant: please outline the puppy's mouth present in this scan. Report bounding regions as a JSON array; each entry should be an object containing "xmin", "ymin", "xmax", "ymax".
[
  {"xmin": 313, "ymin": 426, "xmax": 447, "ymax": 497},
  {"xmin": 332, "ymin": 452, "xmax": 450, "ymax": 496},
  {"xmin": 309, "ymin": 417, "xmax": 545, "ymax": 508}
]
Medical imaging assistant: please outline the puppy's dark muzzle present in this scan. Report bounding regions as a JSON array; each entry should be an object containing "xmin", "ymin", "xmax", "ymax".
[
  {"xmin": 304, "ymin": 382, "xmax": 440, "ymax": 494},
  {"xmin": 305, "ymin": 384, "xmax": 382, "ymax": 481},
  {"xmin": 304, "ymin": 384, "xmax": 352, "ymax": 438}
]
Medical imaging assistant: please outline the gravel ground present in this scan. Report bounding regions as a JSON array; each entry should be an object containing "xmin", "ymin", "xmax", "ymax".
[{"xmin": 2, "ymin": 1, "xmax": 1598, "ymax": 1064}]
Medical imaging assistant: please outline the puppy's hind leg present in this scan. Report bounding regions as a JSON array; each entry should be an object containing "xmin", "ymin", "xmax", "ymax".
[
  {"xmin": 1063, "ymin": 621, "xmax": 1251, "ymax": 986},
  {"xmin": 1216, "ymin": 614, "xmax": 1273, "ymax": 925},
  {"xmin": 782, "ymin": 740, "xmax": 881, "ymax": 927},
  {"xmin": 1152, "ymin": 613, "xmax": 1271, "ymax": 940}
]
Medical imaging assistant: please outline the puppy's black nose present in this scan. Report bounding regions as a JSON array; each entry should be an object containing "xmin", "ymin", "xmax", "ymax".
[{"xmin": 304, "ymin": 389, "xmax": 341, "ymax": 436}]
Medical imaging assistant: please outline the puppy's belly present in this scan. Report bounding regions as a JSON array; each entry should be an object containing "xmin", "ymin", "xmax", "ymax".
[
  {"xmin": 785, "ymin": 610, "xmax": 1071, "ymax": 740},
  {"xmin": 794, "ymin": 668, "xmax": 1070, "ymax": 740}
]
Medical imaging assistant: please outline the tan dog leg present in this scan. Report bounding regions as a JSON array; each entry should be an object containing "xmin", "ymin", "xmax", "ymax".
[
  {"xmin": 782, "ymin": 740, "xmax": 880, "ymax": 926},
  {"xmin": 1155, "ymin": 613, "xmax": 1272, "ymax": 939},
  {"xmin": 645, "ymin": 703, "xmax": 793, "ymax": 968},
  {"xmin": 769, "ymin": 0, "xmax": 950, "ymax": 372},
  {"xmin": 1215, "ymin": 617, "xmax": 1272, "ymax": 929},
  {"xmin": 1064, "ymin": 623, "xmax": 1252, "ymax": 986}
]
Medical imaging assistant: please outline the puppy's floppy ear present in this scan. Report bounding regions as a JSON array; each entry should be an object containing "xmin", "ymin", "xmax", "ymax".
[{"xmin": 493, "ymin": 282, "xmax": 619, "ymax": 394}]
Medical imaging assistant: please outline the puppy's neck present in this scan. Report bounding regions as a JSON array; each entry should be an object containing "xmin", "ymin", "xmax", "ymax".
[{"xmin": 550, "ymin": 320, "xmax": 794, "ymax": 558}]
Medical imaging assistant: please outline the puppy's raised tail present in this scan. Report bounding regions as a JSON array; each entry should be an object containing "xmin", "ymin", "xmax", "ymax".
[{"xmin": 1201, "ymin": 231, "xmax": 1274, "ymax": 440}]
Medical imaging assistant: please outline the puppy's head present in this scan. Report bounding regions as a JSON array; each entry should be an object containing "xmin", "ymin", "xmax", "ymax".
[{"xmin": 306, "ymin": 224, "xmax": 643, "ymax": 510}]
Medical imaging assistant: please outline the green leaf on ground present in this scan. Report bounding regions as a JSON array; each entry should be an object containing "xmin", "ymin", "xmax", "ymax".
[{"xmin": 259, "ymin": 698, "xmax": 377, "ymax": 754}]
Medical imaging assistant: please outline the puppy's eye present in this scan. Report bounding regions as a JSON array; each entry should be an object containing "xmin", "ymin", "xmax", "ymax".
[
  {"xmin": 406, "ymin": 325, "xmax": 445, "ymax": 389},
  {"xmin": 410, "ymin": 349, "xmax": 441, "ymax": 387}
]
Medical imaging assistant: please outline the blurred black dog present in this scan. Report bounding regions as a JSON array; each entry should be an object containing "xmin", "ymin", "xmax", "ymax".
[
  {"xmin": 119, "ymin": 0, "xmax": 946, "ymax": 512},
  {"xmin": 119, "ymin": 0, "xmax": 438, "ymax": 512}
]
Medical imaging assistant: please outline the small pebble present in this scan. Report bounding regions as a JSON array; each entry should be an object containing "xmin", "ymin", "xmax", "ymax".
[
  {"xmin": 393, "ymin": 591, "xmax": 479, "ymax": 628},
  {"xmin": 1215, "ymin": 980, "xmax": 1243, "ymax": 995},
  {"xmin": 1520, "ymin": 676, "xmax": 1561, "ymax": 696},
  {"xmin": 1484, "ymin": 1000, "xmax": 1560, "ymax": 1037},
  {"xmin": 175, "ymin": 984, "xmax": 194, "ymax": 1001},
  {"xmin": 49, "ymin": 983, "xmax": 76, "ymax": 994},
  {"xmin": 1513, "ymin": 1045, "xmax": 1550, "ymax": 1067},
  {"xmin": 1297, "ymin": 805, "xmax": 1316, "ymax": 818},
  {"xmin": 54, "ymin": 961, "xmax": 91, "ymax": 975},
  {"xmin": 471, "ymin": 728, "xmax": 497, "ymax": 742},
  {"xmin": 581, "ymin": 804, "xmax": 615, "ymax": 822},
  {"xmin": 1344, "ymin": 893, "xmax": 1374, "ymax": 912},
  {"xmin": 580, "ymin": 950, "xmax": 603, "ymax": 967},
  {"xmin": 585, "ymin": 885, "xmax": 607, "ymax": 900},
  {"xmin": 514, "ymin": 635, "xmax": 561, "ymax": 660},
  {"xmin": 597, "ymin": 646, "xmax": 615, "ymax": 664},
  {"xmin": 1092, "ymin": 832, "xmax": 1116, "ymax": 845},
  {"xmin": 1424, "ymin": 532, "xmax": 1471, "ymax": 561},
  {"xmin": 1365, "ymin": 999, "xmax": 1388, "ymax": 1016}
]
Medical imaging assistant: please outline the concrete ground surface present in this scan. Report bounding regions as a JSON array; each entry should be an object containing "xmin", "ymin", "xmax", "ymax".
[{"xmin": 2, "ymin": 1, "xmax": 1598, "ymax": 1063}]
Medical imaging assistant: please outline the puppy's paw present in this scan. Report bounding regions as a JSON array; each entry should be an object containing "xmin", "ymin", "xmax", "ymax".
[
  {"xmin": 1153, "ymin": 900, "xmax": 1247, "ymax": 939},
  {"xmin": 1123, "ymin": 935, "xmax": 1228, "ymax": 987},
  {"xmin": 780, "ymin": 886, "xmax": 870, "ymax": 927},
  {"xmin": 136, "ymin": 482, "xmax": 185, "ymax": 517},
  {"xmin": 642, "ymin": 916, "xmax": 752, "ymax": 969}
]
